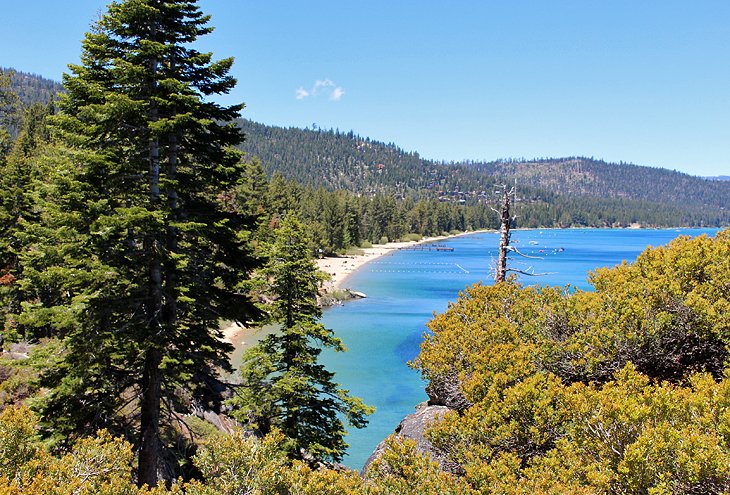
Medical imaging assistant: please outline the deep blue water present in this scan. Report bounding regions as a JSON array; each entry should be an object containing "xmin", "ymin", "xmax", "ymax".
[{"xmin": 320, "ymin": 228, "xmax": 720, "ymax": 470}]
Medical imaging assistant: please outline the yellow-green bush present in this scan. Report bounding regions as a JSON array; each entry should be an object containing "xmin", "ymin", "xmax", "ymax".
[
  {"xmin": 413, "ymin": 229, "xmax": 730, "ymax": 494},
  {"xmin": 2, "ymin": 230, "xmax": 729, "ymax": 493}
]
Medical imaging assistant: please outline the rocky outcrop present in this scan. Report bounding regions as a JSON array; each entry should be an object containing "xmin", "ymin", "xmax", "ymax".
[
  {"xmin": 425, "ymin": 370, "xmax": 473, "ymax": 411},
  {"xmin": 195, "ymin": 408, "xmax": 240, "ymax": 434},
  {"xmin": 362, "ymin": 368, "xmax": 474, "ymax": 477},
  {"xmin": 2, "ymin": 341, "xmax": 32, "ymax": 360},
  {"xmin": 362, "ymin": 402, "xmax": 459, "ymax": 475},
  {"xmin": 318, "ymin": 288, "xmax": 367, "ymax": 307}
]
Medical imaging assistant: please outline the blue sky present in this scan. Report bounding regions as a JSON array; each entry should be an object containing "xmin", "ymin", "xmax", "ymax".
[{"xmin": 3, "ymin": 0, "xmax": 729, "ymax": 176}]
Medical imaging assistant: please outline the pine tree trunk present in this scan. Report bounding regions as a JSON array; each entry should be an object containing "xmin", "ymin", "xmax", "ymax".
[
  {"xmin": 495, "ymin": 189, "xmax": 511, "ymax": 283},
  {"xmin": 139, "ymin": 163, "xmax": 164, "ymax": 486},
  {"xmin": 139, "ymin": 48, "xmax": 164, "ymax": 485},
  {"xmin": 138, "ymin": 347, "xmax": 163, "ymax": 487},
  {"xmin": 165, "ymin": 132, "xmax": 178, "ymax": 324}
]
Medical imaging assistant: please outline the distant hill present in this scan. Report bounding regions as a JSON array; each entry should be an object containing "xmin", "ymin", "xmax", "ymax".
[
  {"xmin": 707, "ymin": 175, "xmax": 730, "ymax": 182},
  {"xmin": 238, "ymin": 119, "xmax": 729, "ymax": 226},
  {"xmin": 236, "ymin": 119, "xmax": 505, "ymax": 197},
  {"xmin": 3, "ymin": 68, "xmax": 63, "ymax": 107},
  {"xmin": 463, "ymin": 158, "xmax": 729, "ymax": 211},
  {"xmin": 5, "ymin": 68, "xmax": 729, "ymax": 227}
]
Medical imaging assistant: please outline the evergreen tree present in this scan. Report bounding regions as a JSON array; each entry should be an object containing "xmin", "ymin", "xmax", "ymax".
[
  {"xmin": 266, "ymin": 172, "xmax": 302, "ymax": 219},
  {"xmin": 232, "ymin": 215, "xmax": 373, "ymax": 464},
  {"xmin": 0, "ymin": 70, "xmax": 17, "ymax": 340},
  {"xmin": 19, "ymin": 0, "xmax": 259, "ymax": 486},
  {"xmin": 0, "ymin": 103, "xmax": 53, "ymax": 339},
  {"xmin": 0, "ymin": 69, "xmax": 20, "ymax": 155}
]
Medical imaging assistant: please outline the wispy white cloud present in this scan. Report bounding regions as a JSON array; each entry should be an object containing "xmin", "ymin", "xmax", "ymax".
[
  {"xmin": 296, "ymin": 79, "xmax": 345, "ymax": 101},
  {"xmin": 295, "ymin": 87, "xmax": 309, "ymax": 100},
  {"xmin": 330, "ymin": 87, "xmax": 345, "ymax": 101},
  {"xmin": 312, "ymin": 78, "xmax": 334, "ymax": 95}
]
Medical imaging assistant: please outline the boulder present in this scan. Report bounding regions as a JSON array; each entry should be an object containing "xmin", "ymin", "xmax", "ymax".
[
  {"xmin": 362, "ymin": 402, "xmax": 459, "ymax": 475},
  {"xmin": 425, "ymin": 370, "xmax": 473, "ymax": 411},
  {"xmin": 318, "ymin": 288, "xmax": 368, "ymax": 307}
]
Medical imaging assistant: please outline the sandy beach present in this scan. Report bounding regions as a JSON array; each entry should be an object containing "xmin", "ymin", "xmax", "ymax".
[
  {"xmin": 222, "ymin": 231, "xmax": 487, "ymax": 348},
  {"xmin": 316, "ymin": 231, "xmax": 485, "ymax": 292}
]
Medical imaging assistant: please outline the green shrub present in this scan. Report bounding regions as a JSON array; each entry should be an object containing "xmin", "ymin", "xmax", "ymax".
[{"xmin": 401, "ymin": 233, "xmax": 422, "ymax": 242}]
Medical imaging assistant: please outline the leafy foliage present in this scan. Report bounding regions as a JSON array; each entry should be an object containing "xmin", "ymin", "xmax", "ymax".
[
  {"xmin": 364, "ymin": 436, "xmax": 476, "ymax": 495},
  {"xmin": 414, "ymin": 228, "xmax": 730, "ymax": 493},
  {"xmin": 0, "ymin": 405, "xmax": 480, "ymax": 494},
  {"xmin": 3, "ymin": 1, "xmax": 730, "ymax": 491}
]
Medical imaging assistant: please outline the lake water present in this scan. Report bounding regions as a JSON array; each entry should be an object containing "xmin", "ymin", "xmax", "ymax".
[{"xmin": 320, "ymin": 227, "xmax": 721, "ymax": 470}]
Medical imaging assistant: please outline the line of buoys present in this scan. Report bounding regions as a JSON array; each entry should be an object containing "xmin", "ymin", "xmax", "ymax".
[
  {"xmin": 369, "ymin": 261, "xmax": 454, "ymax": 265},
  {"xmin": 368, "ymin": 270, "xmax": 470, "ymax": 274}
]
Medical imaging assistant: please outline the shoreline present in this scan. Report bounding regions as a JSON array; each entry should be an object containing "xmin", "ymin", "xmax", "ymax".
[
  {"xmin": 316, "ymin": 230, "xmax": 491, "ymax": 292},
  {"xmin": 220, "ymin": 231, "xmax": 488, "ymax": 348},
  {"xmin": 224, "ymin": 226, "xmax": 717, "ymax": 349},
  {"xmin": 314, "ymin": 225, "xmax": 716, "ymax": 293},
  {"xmin": 220, "ymin": 321, "xmax": 250, "ymax": 347}
]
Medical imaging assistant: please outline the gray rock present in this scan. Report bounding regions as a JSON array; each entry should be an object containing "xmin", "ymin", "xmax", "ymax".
[
  {"xmin": 317, "ymin": 288, "xmax": 367, "ymax": 307},
  {"xmin": 425, "ymin": 370, "xmax": 473, "ymax": 411},
  {"xmin": 362, "ymin": 402, "xmax": 458, "ymax": 475}
]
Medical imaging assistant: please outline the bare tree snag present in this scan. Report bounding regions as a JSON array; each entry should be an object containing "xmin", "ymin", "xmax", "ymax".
[
  {"xmin": 492, "ymin": 184, "xmax": 553, "ymax": 282},
  {"xmin": 495, "ymin": 186, "xmax": 511, "ymax": 283}
]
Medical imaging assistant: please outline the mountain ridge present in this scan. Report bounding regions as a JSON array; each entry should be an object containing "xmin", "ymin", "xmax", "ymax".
[
  {"xmin": 237, "ymin": 119, "xmax": 729, "ymax": 221},
  {"xmin": 6, "ymin": 68, "xmax": 729, "ymax": 227}
]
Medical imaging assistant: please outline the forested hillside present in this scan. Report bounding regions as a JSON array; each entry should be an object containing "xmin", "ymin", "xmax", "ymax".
[
  {"xmin": 469, "ymin": 157, "xmax": 729, "ymax": 210},
  {"xmin": 4, "ymin": 68, "xmax": 62, "ymax": 107},
  {"xmin": 6, "ymin": 71, "xmax": 729, "ymax": 229},
  {"xmin": 237, "ymin": 119, "xmax": 730, "ymax": 227}
]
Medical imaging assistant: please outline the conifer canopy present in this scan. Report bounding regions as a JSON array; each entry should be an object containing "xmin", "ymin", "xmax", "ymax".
[{"xmin": 19, "ymin": 0, "xmax": 259, "ymax": 486}]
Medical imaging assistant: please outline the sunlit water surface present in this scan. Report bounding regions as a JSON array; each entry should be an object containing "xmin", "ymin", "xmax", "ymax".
[{"xmin": 320, "ymin": 228, "xmax": 720, "ymax": 470}]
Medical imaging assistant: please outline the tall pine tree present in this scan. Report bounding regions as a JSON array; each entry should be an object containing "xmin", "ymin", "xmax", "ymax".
[
  {"xmin": 0, "ymin": 103, "xmax": 54, "ymax": 340},
  {"xmin": 20, "ymin": 0, "xmax": 259, "ymax": 486},
  {"xmin": 232, "ymin": 215, "xmax": 373, "ymax": 464}
]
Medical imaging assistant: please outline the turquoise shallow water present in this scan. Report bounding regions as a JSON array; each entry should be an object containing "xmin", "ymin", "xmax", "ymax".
[{"xmin": 320, "ymin": 228, "xmax": 720, "ymax": 470}]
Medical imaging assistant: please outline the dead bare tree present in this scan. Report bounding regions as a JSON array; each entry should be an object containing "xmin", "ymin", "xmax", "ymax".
[
  {"xmin": 493, "ymin": 184, "xmax": 512, "ymax": 283},
  {"xmin": 492, "ymin": 184, "xmax": 553, "ymax": 282}
]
